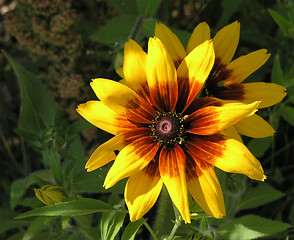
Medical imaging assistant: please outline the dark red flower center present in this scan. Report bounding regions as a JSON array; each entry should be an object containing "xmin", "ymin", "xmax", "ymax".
[{"xmin": 150, "ymin": 112, "xmax": 186, "ymax": 146}]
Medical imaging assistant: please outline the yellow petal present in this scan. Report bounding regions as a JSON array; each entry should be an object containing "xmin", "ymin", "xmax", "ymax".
[
  {"xmin": 186, "ymin": 22, "xmax": 211, "ymax": 54},
  {"xmin": 213, "ymin": 138, "xmax": 266, "ymax": 181},
  {"xmin": 123, "ymin": 39, "xmax": 148, "ymax": 93},
  {"xmin": 234, "ymin": 114, "xmax": 275, "ymax": 138},
  {"xmin": 185, "ymin": 135, "xmax": 266, "ymax": 181},
  {"xmin": 125, "ymin": 163, "xmax": 163, "ymax": 222},
  {"xmin": 225, "ymin": 49, "xmax": 271, "ymax": 84},
  {"xmin": 213, "ymin": 21, "xmax": 240, "ymax": 65},
  {"xmin": 77, "ymin": 101, "xmax": 122, "ymax": 135},
  {"xmin": 221, "ymin": 126, "xmax": 243, "ymax": 143},
  {"xmin": 187, "ymin": 101, "xmax": 260, "ymax": 135},
  {"xmin": 104, "ymin": 138, "xmax": 160, "ymax": 189},
  {"xmin": 91, "ymin": 78, "xmax": 154, "ymax": 124},
  {"xmin": 146, "ymin": 37, "xmax": 178, "ymax": 112},
  {"xmin": 85, "ymin": 135, "xmax": 124, "ymax": 172},
  {"xmin": 177, "ymin": 40, "xmax": 215, "ymax": 112},
  {"xmin": 187, "ymin": 161, "xmax": 225, "ymax": 218},
  {"xmin": 155, "ymin": 23, "xmax": 186, "ymax": 67},
  {"xmin": 242, "ymin": 82, "xmax": 287, "ymax": 108},
  {"xmin": 159, "ymin": 145, "xmax": 191, "ymax": 223}
]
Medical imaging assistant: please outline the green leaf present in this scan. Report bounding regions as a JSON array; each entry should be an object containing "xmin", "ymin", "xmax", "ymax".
[
  {"xmin": 247, "ymin": 137, "xmax": 272, "ymax": 158},
  {"xmin": 10, "ymin": 177, "xmax": 28, "ymax": 209},
  {"xmin": 268, "ymin": 9, "xmax": 294, "ymax": 37},
  {"xmin": 15, "ymin": 198, "xmax": 116, "ymax": 219},
  {"xmin": 137, "ymin": 0, "xmax": 162, "ymax": 17},
  {"xmin": 23, "ymin": 216, "xmax": 54, "ymax": 240},
  {"xmin": 141, "ymin": 18, "xmax": 158, "ymax": 37},
  {"xmin": 90, "ymin": 15, "xmax": 140, "ymax": 46},
  {"xmin": 106, "ymin": 211, "xmax": 126, "ymax": 240},
  {"xmin": 48, "ymin": 151, "xmax": 64, "ymax": 186},
  {"xmin": 107, "ymin": 0, "xmax": 138, "ymax": 15},
  {"xmin": 218, "ymin": 0, "xmax": 243, "ymax": 28},
  {"xmin": 68, "ymin": 118, "xmax": 93, "ymax": 136},
  {"xmin": 121, "ymin": 218, "xmax": 144, "ymax": 240},
  {"xmin": 217, "ymin": 215, "xmax": 292, "ymax": 240},
  {"xmin": 271, "ymin": 54, "xmax": 284, "ymax": 85},
  {"xmin": 3, "ymin": 51, "xmax": 55, "ymax": 135},
  {"xmin": 280, "ymin": 105, "xmax": 294, "ymax": 126},
  {"xmin": 238, "ymin": 185, "xmax": 285, "ymax": 210}
]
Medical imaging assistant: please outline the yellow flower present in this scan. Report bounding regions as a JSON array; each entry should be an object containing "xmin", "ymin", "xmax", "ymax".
[
  {"xmin": 77, "ymin": 37, "xmax": 265, "ymax": 223},
  {"xmin": 34, "ymin": 185, "xmax": 67, "ymax": 206},
  {"xmin": 155, "ymin": 21, "xmax": 287, "ymax": 138}
]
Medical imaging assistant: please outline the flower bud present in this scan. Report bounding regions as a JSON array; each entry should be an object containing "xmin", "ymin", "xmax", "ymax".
[{"xmin": 34, "ymin": 185, "xmax": 67, "ymax": 206}]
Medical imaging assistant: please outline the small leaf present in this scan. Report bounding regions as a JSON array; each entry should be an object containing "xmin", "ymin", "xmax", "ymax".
[
  {"xmin": 137, "ymin": 0, "xmax": 162, "ymax": 17},
  {"xmin": 90, "ymin": 15, "xmax": 140, "ymax": 46},
  {"xmin": 238, "ymin": 185, "xmax": 285, "ymax": 210},
  {"xmin": 68, "ymin": 118, "xmax": 93, "ymax": 136},
  {"xmin": 280, "ymin": 105, "xmax": 294, "ymax": 127},
  {"xmin": 23, "ymin": 216, "xmax": 54, "ymax": 240},
  {"xmin": 10, "ymin": 178, "xmax": 28, "ymax": 209},
  {"xmin": 247, "ymin": 137, "xmax": 272, "ymax": 158},
  {"xmin": 106, "ymin": 211, "xmax": 126, "ymax": 240},
  {"xmin": 268, "ymin": 9, "xmax": 294, "ymax": 37},
  {"xmin": 217, "ymin": 215, "xmax": 292, "ymax": 240},
  {"xmin": 15, "ymin": 198, "xmax": 116, "ymax": 219},
  {"xmin": 121, "ymin": 218, "xmax": 144, "ymax": 240},
  {"xmin": 271, "ymin": 54, "xmax": 284, "ymax": 85},
  {"xmin": 48, "ymin": 151, "xmax": 64, "ymax": 186}
]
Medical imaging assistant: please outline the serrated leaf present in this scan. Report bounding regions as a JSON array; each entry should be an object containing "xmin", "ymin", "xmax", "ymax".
[
  {"xmin": 23, "ymin": 216, "xmax": 54, "ymax": 240},
  {"xmin": 217, "ymin": 215, "xmax": 292, "ymax": 240},
  {"xmin": 238, "ymin": 185, "xmax": 284, "ymax": 210},
  {"xmin": 121, "ymin": 218, "xmax": 144, "ymax": 240},
  {"xmin": 137, "ymin": 0, "xmax": 162, "ymax": 17},
  {"xmin": 268, "ymin": 9, "xmax": 294, "ymax": 37},
  {"xmin": 15, "ymin": 198, "xmax": 116, "ymax": 219},
  {"xmin": 90, "ymin": 15, "xmax": 140, "ymax": 46},
  {"xmin": 3, "ymin": 51, "xmax": 55, "ymax": 135},
  {"xmin": 280, "ymin": 105, "xmax": 294, "ymax": 127},
  {"xmin": 247, "ymin": 137, "xmax": 272, "ymax": 158},
  {"xmin": 10, "ymin": 178, "xmax": 28, "ymax": 209},
  {"xmin": 271, "ymin": 54, "xmax": 284, "ymax": 85}
]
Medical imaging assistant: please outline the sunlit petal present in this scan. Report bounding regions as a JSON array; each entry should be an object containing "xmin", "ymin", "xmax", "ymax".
[
  {"xmin": 86, "ymin": 135, "xmax": 124, "ymax": 172},
  {"xmin": 146, "ymin": 37, "xmax": 178, "ymax": 112},
  {"xmin": 186, "ymin": 159, "xmax": 225, "ymax": 218},
  {"xmin": 125, "ymin": 161, "xmax": 163, "ymax": 222}
]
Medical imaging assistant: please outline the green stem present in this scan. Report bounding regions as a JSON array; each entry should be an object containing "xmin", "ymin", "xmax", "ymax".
[
  {"xmin": 143, "ymin": 219, "xmax": 159, "ymax": 240},
  {"xmin": 165, "ymin": 219, "xmax": 181, "ymax": 240}
]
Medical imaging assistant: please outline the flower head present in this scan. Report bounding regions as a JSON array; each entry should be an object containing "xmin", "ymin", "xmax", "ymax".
[
  {"xmin": 155, "ymin": 21, "xmax": 287, "ymax": 138},
  {"xmin": 77, "ymin": 36, "xmax": 265, "ymax": 223},
  {"xmin": 34, "ymin": 185, "xmax": 67, "ymax": 206}
]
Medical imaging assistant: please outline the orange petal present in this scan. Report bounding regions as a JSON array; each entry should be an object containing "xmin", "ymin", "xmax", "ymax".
[
  {"xmin": 186, "ymin": 159, "xmax": 225, "ymax": 218},
  {"xmin": 146, "ymin": 37, "xmax": 178, "ymax": 112},
  {"xmin": 177, "ymin": 40, "xmax": 215, "ymax": 112},
  {"xmin": 185, "ymin": 135, "xmax": 266, "ymax": 181},
  {"xmin": 125, "ymin": 161, "xmax": 163, "ymax": 222},
  {"xmin": 186, "ymin": 101, "xmax": 259, "ymax": 135},
  {"xmin": 159, "ymin": 145, "xmax": 191, "ymax": 223}
]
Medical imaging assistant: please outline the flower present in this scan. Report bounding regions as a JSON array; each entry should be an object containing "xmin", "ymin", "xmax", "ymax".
[
  {"xmin": 155, "ymin": 21, "xmax": 287, "ymax": 138},
  {"xmin": 77, "ymin": 37, "xmax": 265, "ymax": 223},
  {"xmin": 34, "ymin": 185, "xmax": 67, "ymax": 206}
]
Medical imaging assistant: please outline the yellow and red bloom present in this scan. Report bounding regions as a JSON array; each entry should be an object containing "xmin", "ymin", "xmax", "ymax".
[
  {"xmin": 155, "ymin": 21, "xmax": 287, "ymax": 138},
  {"xmin": 77, "ymin": 37, "xmax": 265, "ymax": 223}
]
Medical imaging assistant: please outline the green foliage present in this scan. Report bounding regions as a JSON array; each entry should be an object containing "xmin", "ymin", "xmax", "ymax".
[{"xmin": 217, "ymin": 215, "xmax": 292, "ymax": 240}]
